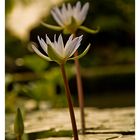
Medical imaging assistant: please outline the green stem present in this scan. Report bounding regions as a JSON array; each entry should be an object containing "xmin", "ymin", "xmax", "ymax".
[
  {"xmin": 73, "ymin": 33, "xmax": 85, "ymax": 134},
  {"xmin": 60, "ymin": 64, "xmax": 79, "ymax": 140},
  {"xmin": 74, "ymin": 50, "xmax": 85, "ymax": 134}
]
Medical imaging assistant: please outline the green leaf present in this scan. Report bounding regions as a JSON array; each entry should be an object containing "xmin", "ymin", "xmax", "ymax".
[
  {"xmin": 14, "ymin": 108, "xmax": 24, "ymax": 137},
  {"xmin": 47, "ymin": 44, "xmax": 63, "ymax": 64},
  {"xmin": 79, "ymin": 26, "xmax": 100, "ymax": 34},
  {"xmin": 41, "ymin": 22, "xmax": 63, "ymax": 31},
  {"xmin": 68, "ymin": 44, "xmax": 91, "ymax": 60}
]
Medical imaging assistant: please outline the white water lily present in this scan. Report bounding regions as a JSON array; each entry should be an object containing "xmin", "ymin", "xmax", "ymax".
[
  {"xmin": 41, "ymin": 1, "xmax": 99, "ymax": 34},
  {"xmin": 51, "ymin": 1, "xmax": 89, "ymax": 33},
  {"xmin": 51, "ymin": 1, "xmax": 89, "ymax": 26},
  {"xmin": 32, "ymin": 34, "xmax": 90, "ymax": 65}
]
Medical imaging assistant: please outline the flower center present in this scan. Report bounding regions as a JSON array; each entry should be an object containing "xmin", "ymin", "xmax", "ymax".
[{"xmin": 64, "ymin": 17, "xmax": 78, "ymax": 34}]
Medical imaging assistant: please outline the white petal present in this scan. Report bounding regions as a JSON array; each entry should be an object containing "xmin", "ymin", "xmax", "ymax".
[
  {"xmin": 62, "ymin": 3, "xmax": 73, "ymax": 26},
  {"xmin": 38, "ymin": 36, "xmax": 48, "ymax": 54},
  {"xmin": 46, "ymin": 35, "xmax": 58, "ymax": 55},
  {"xmin": 54, "ymin": 7, "xmax": 63, "ymax": 18},
  {"xmin": 69, "ymin": 35, "xmax": 83, "ymax": 57},
  {"xmin": 54, "ymin": 7, "xmax": 66, "ymax": 24},
  {"xmin": 52, "ymin": 34, "xmax": 63, "ymax": 56},
  {"xmin": 75, "ymin": 1, "xmax": 81, "ymax": 12},
  {"xmin": 57, "ymin": 34, "xmax": 64, "ymax": 56},
  {"xmin": 54, "ymin": 34, "xmax": 57, "ymax": 41},
  {"xmin": 73, "ymin": 1, "xmax": 81, "ymax": 21},
  {"xmin": 46, "ymin": 34, "xmax": 64, "ymax": 57},
  {"xmin": 32, "ymin": 44, "xmax": 52, "ymax": 61},
  {"xmin": 65, "ymin": 35, "xmax": 83, "ymax": 57},
  {"xmin": 61, "ymin": 4, "xmax": 72, "ymax": 25},
  {"xmin": 62, "ymin": 4, "xmax": 67, "ymax": 13},
  {"xmin": 46, "ymin": 34, "xmax": 53, "ymax": 46},
  {"xmin": 61, "ymin": 4, "xmax": 67, "ymax": 21},
  {"xmin": 68, "ymin": 3, "xmax": 72, "ymax": 13},
  {"xmin": 54, "ymin": 34, "xmax": 57, "ymax": 42},
  {"xmin": 51, "ymin": 10, "xmax": 64, "ymax": 27},
  {"xmin": 66, "ymin": 4, "xmax": 72, "ymax": 23},
  {"xmin": 79, "ymin": 2, "xmax": 89, "ymax": 22},
  {"xmin": 53, "ymin": 34, "xmax": 58, "ymax": 49},
  {"xmin": 65, "ymin": 34, "xmax": 74, "ymax": 49}
]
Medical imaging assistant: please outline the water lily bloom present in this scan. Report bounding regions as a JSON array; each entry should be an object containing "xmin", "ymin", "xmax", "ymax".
[
  {"xmin": 31, "ymin": 34, "xmax": 90, "ymax": 140},
  {"xmin": 41, "ymin": 1, "xmax": 99, "ymax": 34},
  {"xmin": 32, "ymin": 34, "xmax": 90, "ymax": 65},
  {"xmin": 51, "ymin": 1, "xmax": 89, "ymax": 31}
]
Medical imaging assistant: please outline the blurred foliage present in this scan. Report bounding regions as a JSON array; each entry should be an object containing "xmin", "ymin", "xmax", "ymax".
[
  {"xmin": 5, "ymin": 0, "xmax": 135, "ymax": 113},
  {"xmin": 23, "ymin": 55, "xmax": 49, "ymax": 73},
  {"xmin": 5, "ymin": 64, "xmax": 75, "ymax": 112},
  {"xmin": 5, "ymin": 0, "xmax": 15, "ymax": 15}
]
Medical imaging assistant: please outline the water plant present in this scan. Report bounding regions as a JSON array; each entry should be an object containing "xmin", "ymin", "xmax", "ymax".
[
  {"xmin": 41, "ymin": 1, "xmax": 99, "ymax": 134},
  {"xmin": 41, "ymin": 1, "xmax": 99, "ymax": 34},
  {"xmin": 31, "ymin": 34, "xmax": 90, "ymax": 140},
  {"xmin": 14, "ymin": 108, "xmax": 24, "ymax": 140}
]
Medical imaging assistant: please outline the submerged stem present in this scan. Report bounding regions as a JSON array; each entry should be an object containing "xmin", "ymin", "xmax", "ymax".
[{"xmin": 60, "ymin": 64, "xmax": 79, "ymax": 140}]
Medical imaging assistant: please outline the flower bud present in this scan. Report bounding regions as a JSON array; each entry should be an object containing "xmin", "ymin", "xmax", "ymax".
[{"xmin": 14, "ymin": 108, "xmax": 24, "ymax": 137}]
